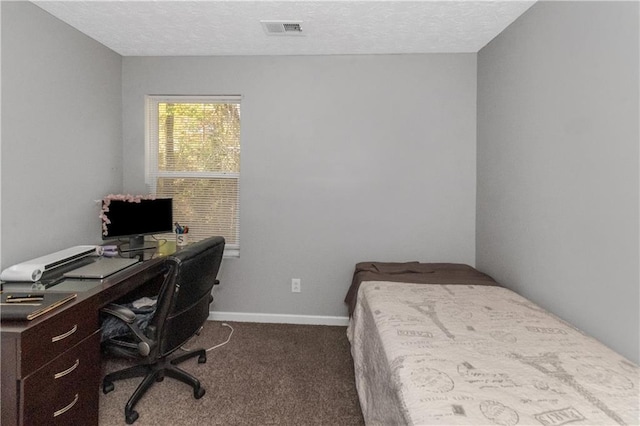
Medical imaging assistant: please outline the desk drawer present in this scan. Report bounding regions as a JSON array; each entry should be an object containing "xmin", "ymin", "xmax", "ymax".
[
  {"xmin": 20, "ymin": 297, "xmax": 98, "ymax": 376},
  {"xmin": 22, "ymin": 330, "xmax": 100, "ymax": 426}
]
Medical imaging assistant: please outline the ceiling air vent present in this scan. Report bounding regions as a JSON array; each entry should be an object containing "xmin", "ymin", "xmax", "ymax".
[{"xmin": 261, "ymin": 20, "xmax": 304, "ymax": 36}]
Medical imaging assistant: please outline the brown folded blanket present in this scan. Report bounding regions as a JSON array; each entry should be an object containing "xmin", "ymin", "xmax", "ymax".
[{"xmin": 345, "ymin": 262, "xmax": 498, "ymax": 316}]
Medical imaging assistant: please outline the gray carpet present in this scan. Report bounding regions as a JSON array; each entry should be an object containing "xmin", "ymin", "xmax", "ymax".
[{"xmin": 99, "ymin": 321, "xmax": 365, "ymax": 425}]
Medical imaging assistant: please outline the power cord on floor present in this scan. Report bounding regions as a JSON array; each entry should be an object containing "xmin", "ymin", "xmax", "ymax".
[{"xmin": 181, "ymin": 322, "xmax": 234, "ymax": 352}]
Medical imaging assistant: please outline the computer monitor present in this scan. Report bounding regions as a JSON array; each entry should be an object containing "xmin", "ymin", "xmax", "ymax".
[{"xmin": 101, "ymin": 198, "xmax": 173, "ymax": 252}]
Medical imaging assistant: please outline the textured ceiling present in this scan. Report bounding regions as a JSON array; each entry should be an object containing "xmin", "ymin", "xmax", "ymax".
[{"xmin": 33, "ymin": 1, "xmax": 536, "ymax": 56}]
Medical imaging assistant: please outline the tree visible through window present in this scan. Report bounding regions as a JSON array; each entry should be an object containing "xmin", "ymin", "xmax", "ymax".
[{"xmin": 146, "ymin": 96, "xmax": 241, "ymax": 255}]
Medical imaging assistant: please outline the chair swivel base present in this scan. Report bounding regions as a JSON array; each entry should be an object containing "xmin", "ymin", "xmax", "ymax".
[{"xmin": 103, "ymin": 349, "xmax": 207, "ymax": 424}]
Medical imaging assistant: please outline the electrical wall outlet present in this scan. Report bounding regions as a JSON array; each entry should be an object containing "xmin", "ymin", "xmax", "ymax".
[{"xmin": 291, "ymin": 278, "xmax": 301, "ymax": 293}]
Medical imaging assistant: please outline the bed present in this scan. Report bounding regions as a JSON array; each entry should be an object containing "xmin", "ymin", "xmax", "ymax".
[{"xmin": 346, "ymin": 262, "xmax": 639, "ymax": 425}]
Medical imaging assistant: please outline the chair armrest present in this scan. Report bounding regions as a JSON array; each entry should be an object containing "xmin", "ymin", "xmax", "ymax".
[
  {"xmin": 101, "ymin": 303, "xmax": 156, "ymax": 357},
  {"xmin": 102, "ymin": 303, "xmax": 136, "ymax": 323}
]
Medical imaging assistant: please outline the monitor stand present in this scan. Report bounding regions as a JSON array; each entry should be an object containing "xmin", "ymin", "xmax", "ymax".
[{"xmin": 119, "ymin": 236, "xmax": 157, "ymax": 253}]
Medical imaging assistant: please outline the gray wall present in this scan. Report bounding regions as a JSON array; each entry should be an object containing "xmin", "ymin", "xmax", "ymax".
[
  {"xmin": 1, "ymin": 2, "xmax": 123, "ymax": 268},
  {"xmin": 477, "ymin": 1, "xmax": 639, "ymax": 363},
  {"xmin": 122, "ymin": 55, "xmax": 478, "ymax": 318}
]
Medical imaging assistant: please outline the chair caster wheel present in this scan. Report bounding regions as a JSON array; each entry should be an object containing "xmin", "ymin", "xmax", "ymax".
[
  {"xmin": 103, "ymin": 382, "xmax": 114, "ymax": 394},
  {"xmin": 125, "ymin": 410, "xmax": 139, "ymax": 424},
  {"xmin": 198, "ymin": 354, "xmax": 207, "ymax": 363},
  {"xmin": 194, "ymin": 387, "xmax": 206, "ymax": 399}
]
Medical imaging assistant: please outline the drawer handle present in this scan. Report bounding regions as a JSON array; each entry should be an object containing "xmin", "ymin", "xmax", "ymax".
[
  {"xmin": 54, "ymin": 359, "xmax": 80, "ymax": 379},
  {"xmin": 53, "ymin": 393, "xmax": 79, "ymax": 417},
  {"xmin": 51, "ymin": 324, "xmax": 78, "ymax": 342}
]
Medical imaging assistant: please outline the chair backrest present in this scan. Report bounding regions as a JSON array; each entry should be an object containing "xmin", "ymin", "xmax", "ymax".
[{"xmin": 151, "ymin": 236, "xmax": 225, "ymax": 357}]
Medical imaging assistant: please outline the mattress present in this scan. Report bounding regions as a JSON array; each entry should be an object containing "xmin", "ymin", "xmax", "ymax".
[{"xmin": 347, "ymin": 281, "xmax": 640, "ymax": 425}]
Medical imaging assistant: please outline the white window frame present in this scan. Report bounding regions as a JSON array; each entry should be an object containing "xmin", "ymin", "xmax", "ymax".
[{"xmin": 145, "ymin": 95, "xmax": 241, "ymax": 257}]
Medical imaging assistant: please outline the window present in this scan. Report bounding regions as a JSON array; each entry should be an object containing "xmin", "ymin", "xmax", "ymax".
[{"xmin": 146, "ymin": 96, "xmax": 241, "ymax": 256}]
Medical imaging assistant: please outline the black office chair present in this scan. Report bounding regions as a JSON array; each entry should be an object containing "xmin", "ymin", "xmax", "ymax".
[{"xmin": 100, "ymin": 236, "xmax": 225, "ymax": 424}]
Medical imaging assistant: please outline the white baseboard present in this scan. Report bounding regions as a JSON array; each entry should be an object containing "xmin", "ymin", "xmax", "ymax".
[{"xmin": 207, "ymin": 311, "xmax": 350, "ymax": 326}]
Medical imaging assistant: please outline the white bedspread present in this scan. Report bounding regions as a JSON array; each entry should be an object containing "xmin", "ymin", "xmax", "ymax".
[{"xmin": 347, "ymin": 282, "xmax": 639, "ymax": 425}]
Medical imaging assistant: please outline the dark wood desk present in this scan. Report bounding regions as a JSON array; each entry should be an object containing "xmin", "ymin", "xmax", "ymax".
[{"xmin": 1, "ymin": 246, "xmax": 175, "ymax": 426}]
